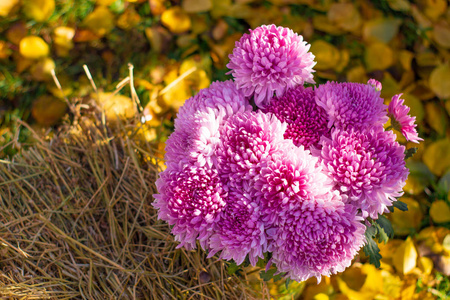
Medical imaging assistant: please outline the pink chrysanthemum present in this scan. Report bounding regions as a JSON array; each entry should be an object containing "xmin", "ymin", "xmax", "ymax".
[
  {"xmin": 227, "ymin": 24, "xmax": 316, "ymax": 108},
  {"xmin": 388, "ymin": 93, "xmax": 423, "ymax": 144},
  {"xmin": 214, "ymin": 110, "xmax": 287, "ymax": 189},
  {"xmin": 263, "ymin": 86, "xmax": 329, "ymax": 149},
  {"xmin": 367, "ymin": 78, "xmax": 382, "ymax": 91},
  {"xmin": 255, "ymin": 142, "xmax": 332, "ymax": 226},
  {"xmin": 165, "ymin": 80, "xmax": 252, "ymax": 168},
  {"xmin": 152, "ymin": 164, "xmax": 226, "ymax": 250},
  {"xmin": 208, "ymin": 187, "xmax": 266, "ymax": 266},
  {"xmin": 315, "ymin": 81, "xmax": 388, "ymax": 130},
  {"xmin": 317, "ymin": 128, "xmax": 409, "ymax": 219},
  {"xmin": 268, "ymin": 195, "xmax": 365, "ymax": 282}
]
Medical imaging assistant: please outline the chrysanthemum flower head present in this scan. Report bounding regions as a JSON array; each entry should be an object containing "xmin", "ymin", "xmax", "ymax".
[
  {"xmin": 165, "ymin": 80, "xmax": 252, "ymax": 168},
  {"xmin": 153, "ymin": 164, "xmax": 227, "ymax": 250},
  {"xmin": 215, "ymin": 110, "xmax": 287, "ymax": 189},
  {"xmin": 388, "ymin": 93, "xmax": 423, "ymax": 144},
  {"xmin": 367, "ymin": 78, "xmax": 382, "ymax": 91},
  {"xmin": 317, "ymin": 128, "xmax": 409, "ymax": 219},
  {"xmin": 268, "ymin": 195, "xmax": 365, "ymax": 282},
  {"xmin": 255, "ymin": 142, "xmax": 333, "ymax": 225},
  {"xmin": 208, "ymin": 186, "xmax": 266, "ymax": 266},
  {"xmin": 227, "ymin": 24, "xmax": 316, "ymax": 108},
  {"xmin": 263, "ymin": 86, "xmax": 329, "ymax": 149},
  {"xmin": 315, "ymin": 81, "xmax": 388, "ymax": 130}
]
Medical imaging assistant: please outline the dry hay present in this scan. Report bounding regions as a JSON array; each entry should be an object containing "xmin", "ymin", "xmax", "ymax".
[{"xmin": 0, "ymin": 113, "xmax": 264, "ymax": 299}]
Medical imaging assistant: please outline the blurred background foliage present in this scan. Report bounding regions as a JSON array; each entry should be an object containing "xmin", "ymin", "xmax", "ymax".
[{"xmin": 1, "ymin": 0, "xmax": 450, "ymax": 299}]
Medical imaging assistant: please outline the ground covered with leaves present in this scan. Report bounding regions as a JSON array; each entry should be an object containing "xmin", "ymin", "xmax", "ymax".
[{"xmin": 1, "ymin": 0, "xmax": 450, "ymax": 299}]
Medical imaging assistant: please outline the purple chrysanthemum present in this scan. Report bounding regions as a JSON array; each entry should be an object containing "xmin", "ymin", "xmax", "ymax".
[
  {"xmin": 214, "ymin": 110, "xmax": 287, "ymax": 189},
  {"xmin": 152, "ymin": 164, "xmax": 226, "ymax": 250},
  {"xmin": 388, "ymin": 93, "xmax": 423, "ymax": 144},
  {"xmin": 268, "ymin": 196, "xmax": 365, "ymax": 282},
  {"xmin": 263, "ymin": 86, "xmax": 329, "ymax": 149},
  {"xmin": 165, "ymin": 80, "xmax": 252, "ymax": 168},
  {"xmin": 317, "ymin": 128, "xmax": 409, "ymax": 219},
  {"xmin": 255, "ymin": 142, "xmax": 332, "ymax": 226},
  {"xmin": 227, "ymin": 24, "xmax": 316, "ymax": 108},
  {"xmin": 315, "ymin": 81, "xmax": 388, "ymax": 130},
  {"xmin": 208, "ymin": 186, "xmax": 266, "ymax": 266}
]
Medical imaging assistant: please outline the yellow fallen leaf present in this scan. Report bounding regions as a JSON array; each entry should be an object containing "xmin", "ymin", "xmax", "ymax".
[
  {"xmin": 95, "ymin": 93, "xmax": 136, "ymax": 124},
  {"xmin": 433, "ymin": 20, "xmax": 450, "ymax": 49},
  {"xmin": 334, "ymin": 49, "xmax": 349, "ymax": 73},
  {"xmin": 380, "ymin": 72, "xmax": 400, "ymax": 99},
  {"xmin": 388, "ymin": 197, "xmax": 423, "ymax": 236},
  {"xmin": 22, "ymin": 0, "xmax": 55, "ymax": 22},
  {"xmin": 82, "ymin": 6, "xmax": 115, "ymax": 36},
  {"xmin": 430, "ymin": 200, "xmax": 450, "ymax": 223},
  {"xmin": 336, "ymin": 276, "xmax": 375, "ymax": 300},
  {"xmin": 402, "ymin": 93, "xmax": 424, "ymax": 122},
  {"xmin": 410, "ymin": 80, "xmax": 435, "ymax": 101},
  {"xmin": 149, "ymin": 0, "xmax": 166, "ymax": 15},
  {"xmin": 310, "ymin": 40, "xmax": 340, "ymax": 71},
  {"xmin": 182, "ymin": 0, "xmax": 212, "ymax": 13},
  {"xmin": 387, "ymin": 0, "xmax": 411, "ymax": 11},
  {"xmin": 313, "ymin": 293, "xmax": 329, "ymax": 300},
  {"xmin": 429, "ymin": 64, "xmax": 450, "ymax": 99},
  {"xmin": 418, "ymin": 256, "xmax": 434, "ymax": 275},
  {"xmin": 421, "ymin": 0, "xmax": 447, "ymax": 21},
  {"xmin": 13, "ymin": 53, "xmax": 33, "ymax": 73},
  {"xmin": 302, "ymin": 277, "xmax": 334, "ymax": 300},
  {"xmin": 380, "ymin": 270, "xmax": 402, "ymax": 298},
  {"xmin": 346, "ymin": 65, "xmax": 368, "ymax": 83},
  {"xmin": 339, "ymin": 265, "xmax": 366, "ymax": 291},
  {"xmin": 312, "ymin": 15, "xmax": 345, "ymax": 35},
  {"xmin": 379, "ymin": 239, "xmax": 404, "ymax": 267},
  {"xmin": 399, "ymin": 50, "xmax": 414, "ymax": 71},
  {"xmin": 19, "ymin": 36, "xmax": 49, "ymax": 59},
  {"xmin": 161, "ymin": 7, "xmax": 191, "ymax": 34},
  {"xmin": 363, "ymin": 18, "xmax": 402, "ymax": 44},
  {"xmin": 365, "ymin": 42, "xmax": 394, "ymax": 72},
  {"xmin": 117, "ymin": 7, "xmax": 141, "ymax": 30},
  {"xmin": 400, "ymin": 282, "xmax": 416, "ymax": 299},
  {"xmin": 393, "ymin": 237, "xmax": 417, "ymax": 274},
  {"xmin": 210, "ymin": 0, "xmax": 231, "ymax": 18},
  {"xmin": 327, "ymin": 2, "xmax": 361, "ymax": 32},
  {"xmin": 443, "ymin": 234, "xmax": 450, "ymax": 255},
  {"xmin": 53, "ymin": 26, "xmax": 75, "ymax": 57},
  {"xmin": 30, "ymin": 57, "xmax": 55, "ymax": 81},
  {"xmin": 417, "ymin": 227, "xmax": 450, "ymax": 254},
  {"xmin": 0, "ymin": 0, "xmax": 18, "ymax": 17},
  {"xmin": 423, "ymin": 139, "xmax": 450, "ymax": 176},
  {"xmin": 425, "ymin": 102, "xmax": 447, "ymax": 136},
  {"xmin": 0, "ymin": 41, "xmax": 11, "ymax": 59},
  {"xmin": 31, "ymin": 95, "xmax": 68, "ymax": 126},
  {"xmin": 96, "ymin": 0, "xmax": 115, "ymax": 5}
]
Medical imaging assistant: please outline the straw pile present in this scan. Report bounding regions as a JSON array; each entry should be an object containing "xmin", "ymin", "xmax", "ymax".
[{"xmin": 0, "ymin": 109, "xmax": 262, "ymax": 299}]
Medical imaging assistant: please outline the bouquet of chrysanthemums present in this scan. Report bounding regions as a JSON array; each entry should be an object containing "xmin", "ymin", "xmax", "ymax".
[{"xmin": 153, "ymin": 25, "xmax": 422, "ymax": 283}]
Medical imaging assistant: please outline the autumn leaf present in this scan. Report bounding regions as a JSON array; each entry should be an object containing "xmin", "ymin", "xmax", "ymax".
[
  {"xmin": 82, "ymin": 6, "xmax": 115, "ymax": 36},
  {"xmin": 31, "ymin": 95, "xmax": 67, "ymax": 126},
  {"xmin": 0, "ymin": 0, "xmax": 19, "ymax": 17},
  {"xmin": 161, "ymin": 7, "xmax": 191, "ymax": 34},
  {"xmin": 430, "ymin": 200, "xmax": 450, "ymax": 223},
  {"xmin": 429, "ymin": 64, "xmax": 450, "ymax": 99},
  {"xmin": 22, "ymin": 0, "xmax": 55, "ymax": 22},
  {"xmin": 19, "ymin": 36, "xmax": 50, "ymax": 59}
]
